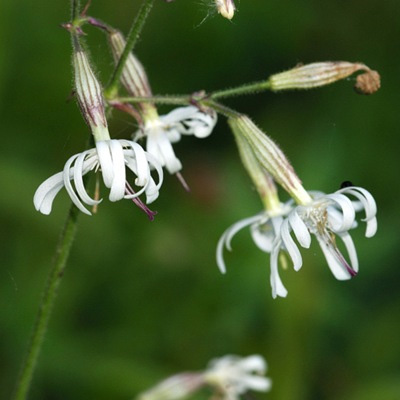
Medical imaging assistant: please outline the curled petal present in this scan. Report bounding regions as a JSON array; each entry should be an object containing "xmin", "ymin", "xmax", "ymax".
[
  {"xmin": 216, "ymin": 214, "xmax": 263, "ymax": 273},
  {"xmin": 108, "ymin": 140, "xmax": 126, "ymax": 201},
  {"xmin": 281, "ymin": 217, "xmax": 303, "ymax": 271},
  {"xmin": 147, "ymin": 128, "xmax": 182, "ymax": 174},
  {"xmin": 121, "ymin": 139, "xmax": 150, "ymax": 187},
  {"xmin": 34, "ymin": 172, "xmax": 66, "ymax": 215},
  {"xmin": 289, "ymin": 211, "xmax": 311, "ymax": 248},
  {"xmin": 325, "ymin": 194, "xmax": 355, "ymax": 232},
  {"xmin": 339, "ymin": 186, "xmax": 378, "ymax": 237},
  {"xmin": 96, "ymin": 141, "xmax": 114, "ymax": 188},
  {"xmin": 161, "ymin": 106, "xmax": 217, "ymax": 138},
  {"xmin": 74, "ymin": 151, "xmax": 102, "ymax": 206},
  {"xmin": 63, "ymin": 153, "xmax": 91, "ymax": 215},
  {"xmin": 270, "ymin": 242, "xmax": 288, "ymax": 298},
  {"xmin": 316, "ymin": 233, "xmax": 355, "ymax": 280}
]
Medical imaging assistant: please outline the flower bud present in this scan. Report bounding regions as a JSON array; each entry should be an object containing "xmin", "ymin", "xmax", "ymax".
[
  {"xmin": 234, "ymin": 130, "xmax": 281, "ymax": 213},
  {"xmin": 269, "ymin": 61, "xmax": 377, "ymax": 92},
  {"xmin": 215, "ymin": 0, "xmax": 235, "ymax": 20},
  {"xmin": 108, "ymin": 30, "xmax": 158, "ymax": 120},
  {"xmin": 109, "ymin": 31, "xmax": 153, "ymax": 99},
  {"xmin": 73, "ymin": 45, "xmax": 109, "ymax": 140},
  {"xmin": 228, "ymin": 115, "xmax": 312, "ymax": 205}
]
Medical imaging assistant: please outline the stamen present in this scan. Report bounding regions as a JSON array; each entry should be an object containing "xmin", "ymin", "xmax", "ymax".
[
  {"xmin": 176, "ymin": 172, "xmax": 191, "ymax": 192},
  {"xmin": 125, "ymin": 183, "xmax": 157, "ymax": 221}
]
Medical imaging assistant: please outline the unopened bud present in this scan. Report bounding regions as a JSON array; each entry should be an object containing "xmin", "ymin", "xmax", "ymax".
[
  {"xmin": 354, "ymin": 70, "xmax": 381, "ymax": 95},
  {"xmin": 269, "ymin": 62, "xmax": 377, "ymax": 92},
  {"xmin": 137, "ymin": 373, "xmax": 204, "ymax": 400},
  {"xmin": 234, "ymin": 131, "xmax": 281, "ymax": 213},
  {"xmin": 73, "ymin": 46, "xmax": 109, "ymax": 140},
  {"xmin": 215, "ymin": 0, "xmax": 235, "ymax": 20},
  {"xmin": 109, "ymin": 30, "xmax": 157, "ymax": 120},
  {"xmin": 228, "ymin": 115, "xmax": 312, "ymax": 205},
  {"xmin": 109, "ymin": 31, "xmax": 152, "ymax": 99}
]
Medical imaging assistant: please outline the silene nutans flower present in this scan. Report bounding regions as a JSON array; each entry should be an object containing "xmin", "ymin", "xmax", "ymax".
[
  {"xmin": 214, "ymin": 0, "xmax": 235, "ymax": 20},
  {"xmin": 218, "ymin": 115, "xmax": 378, "ymax": 298},
  {"xmin": 109, "ymin": 31, "xmax": 217, "ymax": 176},
  {"xmin": 34, "ymin": 43, "xmax": 163, "ymax": 217},
  {"xmin": 137, "ymin": 355, "xmax": 271, "ymax": 400}
]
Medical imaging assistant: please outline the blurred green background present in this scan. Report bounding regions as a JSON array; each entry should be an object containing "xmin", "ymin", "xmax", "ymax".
[{"xmin": 1, "ymin": 0, "xmax": 399, "ymax": 399}]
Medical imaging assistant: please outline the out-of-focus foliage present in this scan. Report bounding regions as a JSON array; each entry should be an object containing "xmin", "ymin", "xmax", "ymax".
[{"xmin": 1, "ymin": 1, "xmax": 399, "ymax": 399}]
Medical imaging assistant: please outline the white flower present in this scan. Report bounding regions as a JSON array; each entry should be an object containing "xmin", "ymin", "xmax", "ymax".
[
  {"xmin": 203, "ymin": 355, "xmax": 272, "ymax": 400},
  {"xmin": 137, "ymin": 106, "xmax": 218, "ymax": 175},
  {"xmin": 34, "ymin": 139, "xmax": 163, "ymax": 216},
  {"xmin": 215, "ymin": 0, "xmax": 236, "ymax": 20},
  {"xmin": 217, "ymin": 203, "xmax": 292, "ymax": 299},
  {"xmin": 280, "ymin": 186, "xmax": 377, "ymax": 281},
  {"xmin": 217, "ymin": 186, "xmax": 377, "ymax": 298}
]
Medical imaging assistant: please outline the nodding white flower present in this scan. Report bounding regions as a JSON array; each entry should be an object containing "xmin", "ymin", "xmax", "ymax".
[
  {"xmin": 34, "ymin": 139, "xmax": 163, "ymax": 217},
  {"xmin": 108, "ymin": 31, "xmax": 218, "ymax": 175},
  {"xmin": 137, "ymin": 105, "xmax": 218, "ymax": 175},
  {"xmin": 203, "ymin": 355, "xmax": 272, "ymax": 400},
  {"xmin": 215, "ymin": 0, "xmax": 236, "ymax": 20},
  {"xmin": 217, "ymin": 203, "xmax": 292, "ymax": 299},
  {"xmin": 280, "ymin": 186, "xmax": 377, "ymax": 281},
  {"xmin": 217, "ymin": 186, "xmax": 377, "ymax": 298}
]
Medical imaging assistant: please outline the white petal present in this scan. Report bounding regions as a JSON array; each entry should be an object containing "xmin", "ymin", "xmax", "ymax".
[
  {"xmin": 143, "ymin": 176, "xmax": 159, "ymax": 203},
  {"xmin": 152, "ymin": 128, "xmax": 182, "ymax": 174},
  {"xmin": 33, "ymin": 172, "xmax": 65, "ymax": 215},
  {"xmin": 165, "ymin": 127, "xmax": 181, "ymax": 143},
  {"xmin": 124, "ymin": 158, "xmax": 149, "ymax": 199},
  {"xmin": 339, "ymin": 187, "xmax": 378, "ymax": 237},
  {"xmin": 270, "ymin": 243, "xmax": 288, "ymax": 298},
  {"xmin": 238, "ymin": 355, "xmax": 266, "ymax": 373},
  {"xmin": 73, "ymin": 150, "xmax": 101, "ymax": 206},
  {"xmin": 96, "ymin": 140, "xmax": 114, "ymax": 188},
  {"xmin": 316, "ymin": 235, "xmax": 352, "ymax": 280},
  {"xmin": 240, "ymin": 375, "xmax": 272, "ymax": 392},
  {"xmin": 126, "ymin": 140, "xmax": 151, "ymax": 187},
  {"xmin": 325, "ymin": 194, "xmax": 355, "ymax": 232},
  {"xmin": 288, "ymin": 211, "xmax": 311, "ymax": 248},
  {"xmin": 160, "ymin": 106, "xmax": 200, "ymax": 124},
  {"xmin": 216, "ymin": 215, "xmax": 262, "ymax": 274},
  {"xmin": 339, "ymin": 232, "xmax": 359, "ymax": 272},
  {"xmin": 226, "ymin": 215, "xmax": 264, "ymax": 251},
  {"xmin": 109, "ymin": 140, "xmax": 126, "ymax": 201},
  {"xmin": 280, "ymin": 217, "xmax": 303, "ymax": 271},
  {"xmin": 63, "ymin": 153, "xmax": 91, "ymax": 215},
  {"xmin": 145, "ymin": 152, "xmax": 164, "ymax": 193},
  {"xmin": 250, "ymin": 223, "xmax": 275, "ymax": 252}
]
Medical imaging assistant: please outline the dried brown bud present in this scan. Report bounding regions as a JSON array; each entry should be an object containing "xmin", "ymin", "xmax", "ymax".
[{"xmin": 354, "ymin": 70, "xmax": 381, "ymax": 95}]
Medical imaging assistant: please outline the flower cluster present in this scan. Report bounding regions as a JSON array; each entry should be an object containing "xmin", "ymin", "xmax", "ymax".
[
  {"xmin": 34, "ymin": 32, "xmax": 218, "ymax": 216},
  {"xmin": 34, "ymin": 9, "xmax": 379, "ymax": 301}
]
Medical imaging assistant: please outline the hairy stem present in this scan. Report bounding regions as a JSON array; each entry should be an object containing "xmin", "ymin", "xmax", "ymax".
[
  {"xmin": 11, "ymin": 204, "xmax": 80, "ymax": 400},
  {"xmin": 210, "ymin": 80, "xmax": 272, "ymax": 100},
  {"xmin": 105, "ymin": 0, "xmax": 155, "ymax": 99}
]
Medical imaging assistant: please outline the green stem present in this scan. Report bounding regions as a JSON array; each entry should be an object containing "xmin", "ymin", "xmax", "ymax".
[
  {"xmin": 11, "ymin": 205, "xmax": 80, "ymax": 400},
  {"xmin": 71, "ymin": 0, "xmax": 81, "ymax": 20},
  {"xmin": 105, "ymin": 0, "xmax": 155, "ymax": 99},
  {"xmin": 210, "ymin": 80, "xmax": 272, "ymax": 100},
  {"xmin": 115, "ymin": 96, "xmax": 239, "ymax": 118},
  {"xmin": 116, "ymin": 95, "xmax": 190, "ymax": 106}
]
